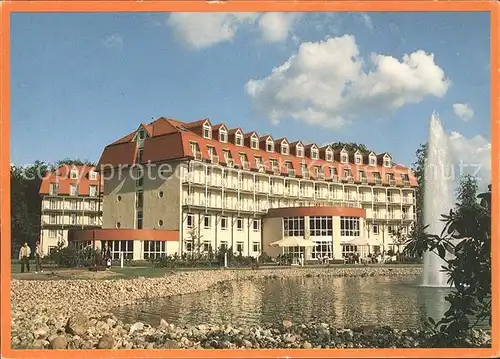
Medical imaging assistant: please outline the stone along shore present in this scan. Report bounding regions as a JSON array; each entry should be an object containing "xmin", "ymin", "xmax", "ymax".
[{"xmin": 10, "ymin": 266, "xmax": 491, "ymax": 349}]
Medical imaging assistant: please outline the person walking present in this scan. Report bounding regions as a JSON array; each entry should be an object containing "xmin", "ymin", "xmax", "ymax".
[
  {"xmin": 35, "ymin": 241, "xmax": 44, "ymax": 273},
  {"xmin": 19, "ymin": 242, "xmax": 31, "ymax": 273}
]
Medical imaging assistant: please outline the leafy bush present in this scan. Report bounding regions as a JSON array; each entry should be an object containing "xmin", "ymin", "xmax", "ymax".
[
  {"xmin": 49, "ymin": 243, "xmax": 101, "ymax": 268},
  {"xmin": 405, "ymin": 180, "xmax": 491, "ymax": 347}
]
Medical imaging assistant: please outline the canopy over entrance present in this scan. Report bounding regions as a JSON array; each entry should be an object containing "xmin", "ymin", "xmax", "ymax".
[{"xmin": 269, "ymin": 237, "xmax": 316, "ymax": 248}]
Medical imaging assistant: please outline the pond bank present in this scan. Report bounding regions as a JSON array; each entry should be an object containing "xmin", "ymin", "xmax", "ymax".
[{"xmin": 10, "ymin": 266, "xmax": 490, "ymax": 349}]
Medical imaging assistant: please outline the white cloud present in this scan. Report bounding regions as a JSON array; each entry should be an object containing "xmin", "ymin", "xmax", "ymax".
[
  {"xmin": 103, "ymin": 34, "xmax": 123, "ymax": 48},
  {"xmin": 166, "ymin": 12, "xmax": 259, "ymax": 50},
  {"xmin": 447, "ymin": 131, "xmax": 491, "ymax": 190},
  {"xmin": 245, "ymin": 34, "xmax": 450, "ymax": 128},
  {"xmin": 257, "ymin": 12, "xmax": 303, "ymax": 43},
  {"xmin": 357, "ymin": 13, "xmax": 374, "ymax": 30},
  {"xmin": 166, "ymin": 12, "xmax": 303, "ymax": 49},
  {"xmin": 452, "ymin": 103, "xmax": 474, "ymax": 121}
]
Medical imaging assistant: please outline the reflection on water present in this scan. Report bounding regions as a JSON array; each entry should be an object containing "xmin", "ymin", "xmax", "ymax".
[{"xmin": 114, "ymin": 276, "xmax": 484, "ymax": 330}]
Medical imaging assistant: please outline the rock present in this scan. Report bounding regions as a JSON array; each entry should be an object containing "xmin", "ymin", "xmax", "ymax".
[
  {"xmin": 97, "ymin": 334, "xmax": 114, "ymax": 349},
  {"xmin": 242, "ymin": 339, "xmax": 253, "ymax": 348},
  {"xmin": 49, "ymin": 336, "xmax": 68, "ymax": 349},
  {"xmin": 129, "ymin": 322, "xmax": 144, "ymax": 335},
  {"xmin": 66, "ymin": 314, "xmax": 88, "ymax": 336},
  {"xmin": 32, "ymin": 328, "xmax": 48, "ymax": 339},
  {"xmin": 282, "ymin": 320, "xmax": 293, "ymax": 329},
  {"xmin": 302, "ymin": 341, "xmax": 312, "ymax": 349},
  {"xmin": 163, "ymin": 339, "xmax": 179, "ymax": 349},
  {"xmin": 33, "ymin": 339, "xmax": 49, "ymax": 348},
  {"xmin": 159, "ymin": 319, "xmax": 168, "ymax": 328},
  {"xmin": 146, "ymin": 343, "xmax": 155, "ymax": 349},
  {"xmin": 284, "ymin": 335, "xmax": 296, "ymax": 343}
]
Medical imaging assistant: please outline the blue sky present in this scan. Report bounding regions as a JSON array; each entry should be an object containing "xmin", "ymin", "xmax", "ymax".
[{"xmin": 11, "ymin": 11, "xmax": 491, "ymax": 175}]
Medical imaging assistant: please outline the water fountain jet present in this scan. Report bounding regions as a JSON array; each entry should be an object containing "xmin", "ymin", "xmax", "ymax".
[{"xmin": 421, "ymin": 112, "xmax": 454, "ymax": 288}]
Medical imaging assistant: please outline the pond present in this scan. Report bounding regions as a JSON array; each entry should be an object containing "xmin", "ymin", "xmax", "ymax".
[{"xmin": 114, "ymin": 275, "xmax": 488, "ymax": 329}]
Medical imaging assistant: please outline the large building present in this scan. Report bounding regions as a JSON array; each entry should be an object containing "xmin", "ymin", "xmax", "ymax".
[
  {"xmin": 39, "ymin": 165, "xmax": 103, "ymax": 254},
  {"xmin": 70, "ymin": 117, "xmax": 418, "ymax": 262}
]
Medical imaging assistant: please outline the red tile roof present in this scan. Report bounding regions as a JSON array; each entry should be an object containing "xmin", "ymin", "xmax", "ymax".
[
  {"xmin": 97, "ymin": 117, "xmax": 418, "ymax": 187},
  {"xmin": 39, "ymin": 165, "xmax": 103, "ymax": 196}
]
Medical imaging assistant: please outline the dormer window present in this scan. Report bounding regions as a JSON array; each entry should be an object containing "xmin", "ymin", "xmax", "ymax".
[
  {"xmin": 281, "ymin": 143, "xmax": 289, "ymax": 155},
  {"xmin": 369, "ymin": 154, "xmax": 376, "ymax": 166},
  {"xmin": 138, "ymin": 129, "xmax": 145, "ymax": 140},
  {"xmin": 89, "ymin": 171, "xmax": 97, "ymax": 180},
  {"xmin": 266, "ymin": 139, "xmax": 274, "ymax": 152},
  {"xmin": 203, "ymin": 123, "xmax": 212, "ymax": 139},
  {"xmin": 235, "ymin": 132, "xmax": 243, "ymax": 146},
  {"xmin": 296, "ymin": 144, "xmax": 304, "ymax": 157},
  {"xmin": 251, "ymin": 136, "xmax": 259, "ymax": 149},
  {"xmin": 384, "ymin": 155, "xmax": 392, "ymax": 167},
  {"xmin": 219, "ymin": 128, "xmax": 228, "ymax": 143},
  {"xmin": 311, "ymin": 148, "xmax": 319, "ymax": 160},
  {"xmin": 355, "ymin": 152, "xmax": 363, "ymax": 165},
  {"xmin": 340, "ymin": 150, "xmax": 348, "ymax": 163},
  {"xmin": 70, "ymin": 169, "xmax": 79, "ymax": 179},
  {"xmin": 326, "ymin": 149, "xmax": 333, "ymax": 161}
]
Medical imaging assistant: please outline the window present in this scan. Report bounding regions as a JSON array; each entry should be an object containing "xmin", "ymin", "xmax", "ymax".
[
  {"xmin": 236, "ymin": 242, "xmax": 244, "ymax": 253},
  {"xmin": 136, "ymin": 191, "xmax": 144, "ymax": 208},
  {"xmin": 89, "ymin": 171, "xmax": 97, "ymax": 180},
  {"xmin": 203, "ymin": 123, "xmax": 212, "ymax": 139},
  {"xmin": 50, "ymin": 214, "xmax": 57, "ymax": 224},
  {"xmin": 219, "ymin": 128, "xmax": 228, "ymax": 142},
  {"xmin": 116, "ymin": 222, "xmax": 121, "ymax": 228},
  {"xmin": 70, "ymin": 213, "xmax": 77, "ymax": 225},
  {"xmin": 190, "ymin": 142, "xmax": 198, "ymax": 155},
  {"xmin": 266, "ymin": 139, "xmax": 274, "ymax": 152},
  {"xmin": 207, "ymin": 146, "xmax": 215, "ymax": 159},
  {"xmin": 369, "ymin": 155, "xmax": 376, "ymax": 166},
  {"xmin": 296, "ymin": 144, "xmax": 304, "ymax": 157},
  {"xmin": 373, "ymin": 172, "xmax": 382, "ymax": 183},
  {"xmin": 342, "ymin": 245, "xmax": 358, "ymax": 258},
  {"xmin": 251, "ymin": 136, "xmax": 259, "ymax": 149},
  {"xmin": 135, "ymin": 167, "xmax": 144, "ymax": 188},
  {"xmin": 49, "ymin": 183, "xmax": 58, "ymax": 195},
  {"xmin": 221, "ymin": 216, "xmax": 228, "ymax": 230},
  {"xmin": 283, "ymin": 217, "xmax": 305, "ymax": 237},
  {"xmin": 236, "ymin": 218, "xmax": 243, "ymax": 231},
  {"xmin": 253, "ymin": 219, "xmax": 261, "ymax": 232},
  {"xmin": 49, "ymin": 230, "xmax": 56, "ymax": 238},
  {"xmin": 312, "ymin": 241, "xmax": 333, "ymax": 259},
  {"xmin": 253, "ymin": 242, "xmax": 261, "ymax": 252},
  {"xmin": 70, "ymin": 184, "xmax": 78, "ymax": 196},
  {"xmin": 309, "ymin": 216, "xmax": 333, "ymax": 236},
  {"xmin": 70, "ymin": 169, "xmax": 79, "ymax": 179},
  {"xmin": 158, "ymin": 219, "xmax": 163, "ymax": 226},
  {"xmin": 235, "ymin": 133, "xmax": 243, "ymax": 146},
  {"xmin": 373, "ymin": 224, "xmax": 379, "ymax": 235},
  {"xmin": 136, "ymin": 148, "xmax": 143, "ymax": 163},
  {"xmin": 359, "ymin": 170, "xmax": 366, "ymax": 181},
  {"xmin": 185, "ymin": 241, "xmax": 193, "ymax": 252},
  {"xmin": 220, "ymin": 241, "xmax": 228, "ymax": 250},
  {"xmin": 326, "ymin": 150, "xmax": 333, "ymax": 161},
  {"xmin": 384, "ymin": 156, "xmax": 392, "ymax": 167},
  {"xmin": 102, "ymin": 240, "xmax": 134, "ymax": 260},
  {"xmin": 311, "ymin": 148, "xmax": 319, "ymax": 160},
  {"xmin": 187, "ymin": 213, "xmax": 194, "ymax": 228},
  {"xmin": 344, "ymin": 168, "xmax": 352, "ymax": 179},
  {"xmin": 158, "ymin": 191, "xmax": 164, "ymax": 198},
  {"xmin": 89, "ymin": 215, "xmax": 96, "ymax": 225},
  {"xmin": 340, "ymin": 216, "xmax": 360, "ymax": 236},
  {"xmin": 204, "ymin": 215, "xmax": 211, "ymax": 229},
  {"xmin": 89, "ymin": 185, "xmax": 98, "ymax": 197},
  {"xmin": 71, "ymin": 200, "xmax": 77, "ymax": 210},
  {"xmin": 283, "ymin": 246, "xmax": 305, "ymax": 258},
  {"xmin": 341, "ymin": 152, "xmax": 348, "ymax": 163},
  {"xmin": 281, "ymin": 143, "xmax": 289, "ymax": 155},
  {"xmin": 136, "ymin": 210, "xmax": 143, "ymax": 229},
  {"xmin": 355, "ymin": 154, "xmax": 362, "ymax": 164},
  {"xmin": 143, "ymin": 240, "xmax": 167, "ymax": 260}
]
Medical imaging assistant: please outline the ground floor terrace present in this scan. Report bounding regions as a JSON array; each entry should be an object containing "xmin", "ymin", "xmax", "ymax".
[{"xmin": 66, "ymin": 205, "xmax": 407, "ymax": 263}]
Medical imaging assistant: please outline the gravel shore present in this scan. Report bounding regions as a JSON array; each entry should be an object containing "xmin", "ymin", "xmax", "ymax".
[{"xmin": 10, "ymin": 266, "xmax": 491, "ymax": 349}]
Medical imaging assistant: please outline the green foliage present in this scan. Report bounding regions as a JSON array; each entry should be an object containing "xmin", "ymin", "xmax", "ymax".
[
  {"xmin": 412, "ymin": 142, "xmax": 427, "ymax": 231},
  {"xmin": 55, "ymin": 158, "xmax": 96, "ymax": 167},
  {"xmin": 330, "ymin": 142, "xmax": 370, "ymax": 153},
  {"xmin": 49, "ymin": 241, "xmax": 101, "ymax": 268},
  {"xmin": 10, "ymin": 162, "xmax": 50, "ymax": 256},
  {"xmin": 455, "ymin": 174, "xmax": 479, "ymax": 211},
  {"xmin": 405, "ymin": 183, "xmax": 491, "ymax": 347}
]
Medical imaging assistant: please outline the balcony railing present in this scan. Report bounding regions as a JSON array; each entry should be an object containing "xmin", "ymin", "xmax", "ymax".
[
  {"xmin": 318, "ymin": 172, "xmax": 325, "ymax": 180},
  {"xmin": 242, "ymin": 161, "xmax": 250, "ymax": 170},
  {"xmin": 302, "ymin": 171, "xmax": 310, "ymax": 179},
  {"xmin": 211, "ymin": 155, "xmax": 219, "ymax": 164},
  {"xmin": 193, "ymin": 151, "xmax": 202, "ymax": 160},
  {"xmin": 374, "ymin": 178, "xmax": 382, "ymax": 185},
  {"xmin": 288, "ymin": 170, "xmax": 295, "ymax": 177},
  {"xmin": 389, "ymin": 179, "xmax": 397, "ymax": 187},
  {"xmin": 403, "ymin": 180, "xmax": 411, "ymax": 187}
]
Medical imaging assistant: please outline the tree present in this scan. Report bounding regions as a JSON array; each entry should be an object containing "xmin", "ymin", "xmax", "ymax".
[
  {"xmin": 455, "ymin": 174, "xmax": 479, "ymax": 211},
  {"xmin": 412, "ymin": 142, "xmax": 427, "ymax": 231},
  {"xmin": 10, "ymin": 162, "xmax": 50, "ymax": 256},
  {"xmin": 55, "ymin": 158, "xmax": 96, "ymax": 168},
  {"xmin": 330, "ymin": 142, "xmax": 370, "ymax": 153},
  {"xmin": 405, "ymin": 184, "xmax": 491, "ymax": 347}
]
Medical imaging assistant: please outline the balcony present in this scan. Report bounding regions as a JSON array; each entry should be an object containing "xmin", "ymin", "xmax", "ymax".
[
  {"xmin": 302, "ymin": 171, "xmax": 310, "ymax": 179},
  {"xmin": 258, "ymin": 164, "xmax": 266, "ymax": 173},
  {"xmin": 360, "ymin": 177, "xmax": 368, "ymax": 184},
  {"xmin": 288, "ymin": 169, "xmax": 295, "ymax": 177},
  {"xmin": 242, "ymin": 161, "xmax": 250, "ymax": 170},
  {"xmin": 345, "ymin": 176, "xmax": 354, "ymax": 183},
  {"xmin": 318, "ymin": 172, "xmax": 325, "ymax": 180},
  {"xmin": 272, "ymin": 167, "xmax": 280, "ymax": 175},
  {"xmin": 389, "ymin": 179, "xmax": 397, "ymax": 187},
  {"xmin": 374, "ymin": 178, "xmax": 382, "ymax": 185},
  {"xmin": 403, "ymin": 180, "xmax": 411, "ymax": 187},
  {"xmin": 402, "ymin": 197, "xmax": 413, "ymax": 204},
  {"xmin": 330, "ymin": 175, "xmax": 338, "ymax": 182},
  {"xmin": 210, "ymin": 155, "xmax": 219, "ymax": 164}
]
